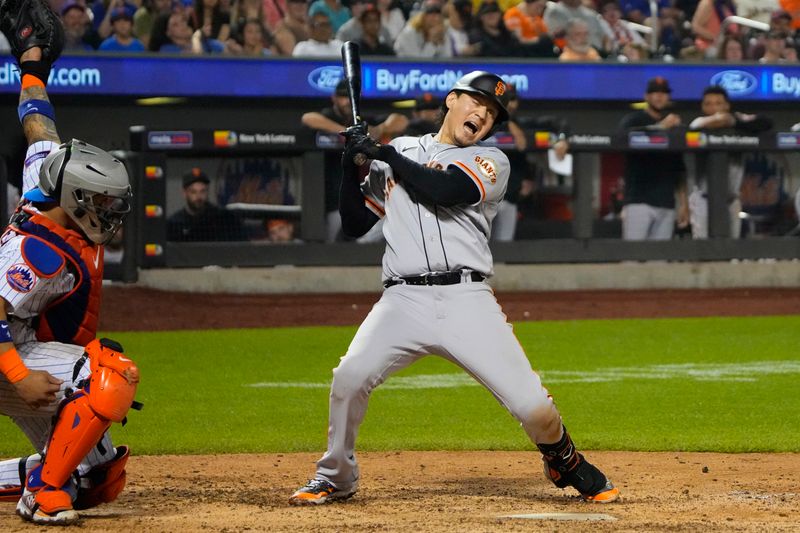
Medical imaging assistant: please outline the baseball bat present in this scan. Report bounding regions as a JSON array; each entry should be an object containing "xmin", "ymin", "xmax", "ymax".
[{"xmin": 341, "ymin": 41, "xmax": 367, "ymax": 166}]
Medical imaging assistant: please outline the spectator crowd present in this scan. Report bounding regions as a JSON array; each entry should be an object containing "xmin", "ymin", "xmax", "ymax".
[{"xmin": 1, "ymin": 0, "xmax": 800, "ymax": 61}]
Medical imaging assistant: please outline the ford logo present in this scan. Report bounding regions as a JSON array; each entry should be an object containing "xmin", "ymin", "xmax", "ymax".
[
  {"xmin": 710, "ymin": 70, "xmax": 758, "ymax": 96},
  {"xmin": 308, "ymin": 66, "xmax": 343, "ymax": 92}
]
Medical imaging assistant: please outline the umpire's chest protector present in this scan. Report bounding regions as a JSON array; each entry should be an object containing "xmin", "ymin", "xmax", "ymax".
[{"xmin": 13, "ymin": 209, "xmax": 103, "ymax": 346}]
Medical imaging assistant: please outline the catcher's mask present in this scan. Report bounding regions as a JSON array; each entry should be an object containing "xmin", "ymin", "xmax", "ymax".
[{"xmin": 24, "ymin": 139, "xmax": 132, "ymax": 245}]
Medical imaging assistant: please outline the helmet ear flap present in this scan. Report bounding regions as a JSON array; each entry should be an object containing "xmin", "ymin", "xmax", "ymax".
[
  {"xmin": 39, "ymin": 141, "xmax": 73, "ymax": 201},
  {"xmin": 52, "ymin": 141, "xmax": 74, "ymax": 202}
]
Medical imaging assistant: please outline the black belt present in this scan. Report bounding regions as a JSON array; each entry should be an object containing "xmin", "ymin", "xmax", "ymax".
[{"xmin": 384, "ymin": 271, "xmax": 485, "ymax": 288}]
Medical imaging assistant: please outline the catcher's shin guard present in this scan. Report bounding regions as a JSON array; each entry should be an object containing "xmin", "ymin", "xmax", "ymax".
[{"xmin": 40, "ymin": 338, "xmax": 140, "ymax": 491}]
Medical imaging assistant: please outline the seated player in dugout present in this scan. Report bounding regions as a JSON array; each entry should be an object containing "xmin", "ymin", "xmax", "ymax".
[
  {"xmin": 290, "ymin": 71, "xmax": 620, "ymax": 505},
  {"xmin": 301, "ymin": 78, "xmax": 408, "ymax": 242},
  {"xmin": 166, "ymin": 168, "xmax": 247, "ymax": 242},
  {"xmin": 687, "ymin": 85, "xmax": 773, "ymax": 240},
  {"xmin": 0, "ymin": 1, "xmax": 142, "ymax": 525}
]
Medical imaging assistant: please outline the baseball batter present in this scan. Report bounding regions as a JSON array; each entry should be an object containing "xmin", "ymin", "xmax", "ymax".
[
  {"xmin": 0, "ymin": 3, "xmax": 140, "ymax": 525},
  {"xmin": 290, "ymin": 71, "xmax": 619, "ymax": 505}
]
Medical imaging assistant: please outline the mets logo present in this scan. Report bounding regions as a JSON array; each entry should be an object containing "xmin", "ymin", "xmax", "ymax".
[
  {"xmin": 495, "ymin": 81, "xmax": 506, "ymax": 96},
  {"xmin": 6, "ymin": 264, "xmax": 36, "ymax": 293}
]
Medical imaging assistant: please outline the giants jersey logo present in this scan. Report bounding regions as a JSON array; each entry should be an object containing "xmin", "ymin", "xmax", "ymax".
[{"xmin": 474, "ymin": 156, "xmax": 497, "ymax": 184}]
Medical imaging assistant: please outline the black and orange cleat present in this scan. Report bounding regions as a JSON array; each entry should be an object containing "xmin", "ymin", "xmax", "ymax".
[
  {"xmin": 543, "ymin": 454, "xmax": 620, "ymax": 504},
  {"xmin": 289, "ymin": 479, "xmax": 357, "ymax": 505}
]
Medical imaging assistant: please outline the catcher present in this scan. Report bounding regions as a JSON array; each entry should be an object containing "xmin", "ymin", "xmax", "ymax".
[{"xmin": 0, "ymin": 0, "xmax": 141, "ymax": 525}]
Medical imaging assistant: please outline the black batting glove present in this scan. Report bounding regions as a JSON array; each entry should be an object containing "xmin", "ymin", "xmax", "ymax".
[
  {"xmin": 347, "ymin": 132, "xmax": 395, "ymax": 162},
  {"xmin": 340, "ymin": 121, "xmax": 368, "ymax": 140}
]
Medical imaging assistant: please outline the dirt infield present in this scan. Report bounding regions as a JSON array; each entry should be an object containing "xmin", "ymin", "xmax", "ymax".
[
  {"xmin": 99, "ymin": 286, "xmax": 800, "ymax": 330},
  {"xmin": 1, "ymin": 287, "xmax": 798, "ymax": 531},
  {"xmin": 1, "ymin": 451, "xmax": 798, "ymax": 532}
]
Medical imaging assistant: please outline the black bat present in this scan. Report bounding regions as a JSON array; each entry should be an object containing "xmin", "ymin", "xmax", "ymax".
[{"xmin": 341, "ymin": 41, "xmax": 367, "ymax": 165}]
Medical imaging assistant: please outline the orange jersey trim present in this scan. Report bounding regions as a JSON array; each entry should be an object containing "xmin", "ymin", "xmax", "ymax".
[
  {"xmin": 454, "ymin": 161, "xmax": 486, "ymax": 201},
  {"xmin": 364, "ymin": 196, "xmax": 385, "ymax": 218}
]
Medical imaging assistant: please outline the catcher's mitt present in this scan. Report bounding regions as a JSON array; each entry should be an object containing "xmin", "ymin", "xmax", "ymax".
[{"xmin": 0, "ymin": 0, "xmax": 64, "ymax": 64}]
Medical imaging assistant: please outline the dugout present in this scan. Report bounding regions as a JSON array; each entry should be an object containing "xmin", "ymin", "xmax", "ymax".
[{"xmin": 2, "ymin": 56, "xmax": 800, "ymax": 280}]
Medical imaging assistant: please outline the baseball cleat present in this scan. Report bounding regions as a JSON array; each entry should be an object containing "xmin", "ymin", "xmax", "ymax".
[
  {"xmin": 16, "ymin": 487, "xmax": 80, "ymax": 526},
  {"xmin": 543, "ymin": 455, "xmax": 620, "ymax": 503},
  {"xmin": 581, "ymin": 480, "xmax": 620, "ymax": 503},
  {"xmin": 289, "ymin": 479, "xmax": 357, "ymax": 505},
  {"xmin": 16, "ymin": 463, "xmax": 80, "ymax": 525}
]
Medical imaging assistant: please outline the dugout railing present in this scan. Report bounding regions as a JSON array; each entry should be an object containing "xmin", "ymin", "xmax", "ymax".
[{"xmin": 114, "ymin": 125, "xmax": 800, "ymax": 280}]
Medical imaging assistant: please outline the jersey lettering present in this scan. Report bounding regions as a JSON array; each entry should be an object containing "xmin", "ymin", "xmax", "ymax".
[{"xmin": 474, "ymin": 155, "xmax": 498, "ymax": 184}]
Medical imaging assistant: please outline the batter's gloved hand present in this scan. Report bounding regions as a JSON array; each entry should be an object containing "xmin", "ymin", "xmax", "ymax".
[
  {"xmin": 347, "ymin": 132, "xmax": 395, "ymax": 162},
  {"xmin": 340, "ymin": 121, "xmax": 368, "ymax": 141},
  {"xmin": 0, "ymin": 0, "xmax": 64, "ymax": 66}
]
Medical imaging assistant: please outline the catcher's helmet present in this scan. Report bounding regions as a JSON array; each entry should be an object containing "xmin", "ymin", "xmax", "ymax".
[
  {"xmin": 447, "ymin": 71, "xmax": 510, "ymax": 124},
  {"xmin": 26, "ymin": 139, "xmax": 132, "ymax": 245}
]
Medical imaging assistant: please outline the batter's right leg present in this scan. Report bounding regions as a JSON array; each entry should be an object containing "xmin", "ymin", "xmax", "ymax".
[{"xmin": 289, "ymin": 287, "xmax": 436, "ymax": 505}]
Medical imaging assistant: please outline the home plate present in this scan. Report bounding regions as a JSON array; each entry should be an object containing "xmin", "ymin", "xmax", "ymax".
[{"xmin": 500, "ymin": 512, "xmax": 617, "ymax": 521}]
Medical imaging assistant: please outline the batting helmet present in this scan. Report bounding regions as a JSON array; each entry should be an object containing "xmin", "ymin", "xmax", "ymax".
[
  {"xmin": 25, "ymin": 139, "xmax": 132, "ymax": 245},
  {"xmin": 447, "ymin": 71, "xmax": 510, "ymax": 124}
]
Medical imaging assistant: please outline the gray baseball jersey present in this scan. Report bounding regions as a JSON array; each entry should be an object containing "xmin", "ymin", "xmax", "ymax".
[
  {"xmin": 361, "ymin": 134, "xmax": 510, "ymax": 279},
  {"xmin": 311, "ymin": 133, "xmax": 560, "ymax": 491},
  {"xmin": 0, "ymin": 141, "xmax": 115, "ymax": 488}
]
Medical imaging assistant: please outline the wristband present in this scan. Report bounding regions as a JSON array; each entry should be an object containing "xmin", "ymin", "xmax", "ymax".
[
  {"xmin": 19, "ymin": 60, "xmax": 51, "ymax": 86},
  {"xmin": 21, "ymin": 74, "xmax": 45, "ymax": 90},
  {"xmin": 18, "ymin": 99, "xmax": 56, "ymax": 124},
  {"xmin": 0, "ymin": 320, "xmax": 12, "ymax": 343},
  {"xmin": 0, "ymin": 347, "xmax": 29, "ymax": 384}
]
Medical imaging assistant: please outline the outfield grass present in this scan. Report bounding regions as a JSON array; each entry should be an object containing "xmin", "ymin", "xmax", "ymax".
[{"xmin": 1, "ymin": 315, "xmax": 798, "ymax": 456}]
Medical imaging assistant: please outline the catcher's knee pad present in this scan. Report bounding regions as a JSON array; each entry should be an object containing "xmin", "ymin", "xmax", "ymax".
[
  {"xmin": 74, "ymin": 445, "xmax": 130, "ymax": 510},
  {"xmin": 40, "ymin": 339, "xmax": 140, "ymax": 489}
]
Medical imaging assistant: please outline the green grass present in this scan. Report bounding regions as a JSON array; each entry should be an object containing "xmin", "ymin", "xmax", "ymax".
[{"xmin": 1, "ymin": 315, "xmax": 798, "ymax": 456}]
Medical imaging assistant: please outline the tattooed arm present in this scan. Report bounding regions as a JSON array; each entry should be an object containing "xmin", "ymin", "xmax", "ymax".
[{"xmin": 18, "ymin": 47, "xmax": 61, "ymax": 145}]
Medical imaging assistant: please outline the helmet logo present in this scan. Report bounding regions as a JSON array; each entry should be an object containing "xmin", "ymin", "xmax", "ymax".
[{"xmin": 495, "ymin": 81, "xmax": 506, "ymax": 96}]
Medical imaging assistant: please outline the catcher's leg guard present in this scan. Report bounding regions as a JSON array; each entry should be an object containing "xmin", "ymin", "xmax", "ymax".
[
  {"xmin": 39, "ymin": 338, "xmax": 140, "ymax": 495},
  {"xmin": 74, "ymin": 445, "xmax": 130, "ymax": 510}
]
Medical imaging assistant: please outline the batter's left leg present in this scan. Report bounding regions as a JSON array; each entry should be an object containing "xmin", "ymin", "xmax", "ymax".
[{"xmin": 439, "ymin": 284, "xmax": 619, "ymax": 503}]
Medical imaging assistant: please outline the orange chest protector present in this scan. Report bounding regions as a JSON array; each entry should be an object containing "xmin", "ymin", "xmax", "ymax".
[{"xmin": 12, "ymin": 210, "xmax": 103, "ymax": 346}]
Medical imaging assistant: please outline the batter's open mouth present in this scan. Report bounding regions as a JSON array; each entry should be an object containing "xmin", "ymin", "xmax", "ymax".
[{"xmin": 464, "ymin": 121, "xmax": 478, "ymax": 134}]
